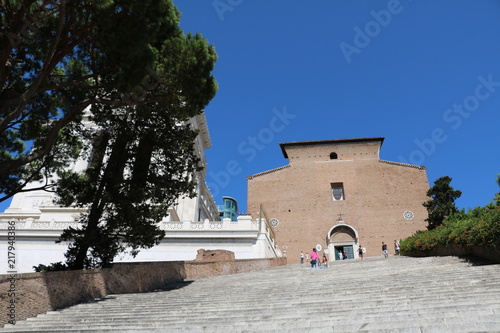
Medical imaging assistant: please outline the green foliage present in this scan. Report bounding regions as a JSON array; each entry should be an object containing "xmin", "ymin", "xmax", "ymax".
[
  {"xmin": 55, "ymin": 120, "xmax": 204, "ymax": 269},
  {"xmin": 33, "ymin": 262, "xmax": 69, "ymax": 272},
  {"xmin": 0, "ymin": 0, "xmax": 181, "ymax": 203},
  {"xmin": 493, "ymin": 174, "xmax": 500, "ymax": 207},
  {"xmin": 401, "ymin": 206, "xmax": 500, "ymax": 254},
  {"xmin": 2, "ymin": 0, "xmax": 218, "ymax": 271},
  {"xmin": 422, "ymin": 176, "xmax": 462, "ymax": 230},
  {"xmin": 49, "ymin": 3, "xmax": 218, "ymax": 270}
]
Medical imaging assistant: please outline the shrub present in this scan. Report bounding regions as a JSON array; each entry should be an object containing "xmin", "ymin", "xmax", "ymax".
[
  {"xmin": 401, "ymin": 206, "xmax": 500, "ymax": 255},
  {"xmin": 33, "ymin": 262, "xmax": 69, "ymax": 272}
]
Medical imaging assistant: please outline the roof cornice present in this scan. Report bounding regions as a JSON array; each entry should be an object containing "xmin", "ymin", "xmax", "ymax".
[{"xmin": 279, "ymin": 137, "xmax": 385, "ymax": 158}]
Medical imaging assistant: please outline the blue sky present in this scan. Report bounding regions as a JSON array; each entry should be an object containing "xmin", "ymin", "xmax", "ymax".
[
  {"xmin": 1, "ymin": 0, "xmax": 499, "ymax": 214},
  {"xmin": 176, "ymin": 0, "xmax": 500, "ymax": 214}
]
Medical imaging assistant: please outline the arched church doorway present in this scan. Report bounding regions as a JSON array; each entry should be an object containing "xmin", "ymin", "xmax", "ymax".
[{"xmin": 327, "ymin": 223, "xmax": 359, "ymax": 261}]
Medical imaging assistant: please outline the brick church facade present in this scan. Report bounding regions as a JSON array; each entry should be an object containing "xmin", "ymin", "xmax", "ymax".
[{"xmin": 247, "ymin": 137, "xmax": 429, "ymax": 263}]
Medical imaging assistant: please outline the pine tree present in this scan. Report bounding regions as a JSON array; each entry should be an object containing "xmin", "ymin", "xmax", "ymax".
[
  {"xmin": 54, "ymin": 27, "xmax": 217, "ymax": 270},
  {"xmin": 423, "ymin": 176, "xmax": 462, "ymax": 230},
  {"xmin": 1, "ymin": 0, "xmax": 181, "ymax": 203},
  {"xmin": 2, "ymin": 1, "xmax": 218, "ymax": 269}
]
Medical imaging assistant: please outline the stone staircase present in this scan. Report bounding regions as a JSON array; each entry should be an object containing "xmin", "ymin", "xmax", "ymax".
[{"xmin": 2, "ymin": 255, "xmax": 500, "ymax": 332}]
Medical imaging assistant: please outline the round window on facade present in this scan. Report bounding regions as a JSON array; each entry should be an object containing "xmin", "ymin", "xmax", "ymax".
[
  {"xmin": 269, "ymin": 218, "xmax": 279, "ymax": 227},
  {"xmin": 403, "ymin": 211, "xmax": 414, "ymax": 220}
]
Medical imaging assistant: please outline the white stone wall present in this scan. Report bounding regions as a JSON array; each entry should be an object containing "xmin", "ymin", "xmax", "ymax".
[
  {"xmin": 0, "ymin": 112, "xmax": 253, "ymax": 273},
  {"xmin": 0, "ymin": 215, "xmax": 282, "ymax": 273}
]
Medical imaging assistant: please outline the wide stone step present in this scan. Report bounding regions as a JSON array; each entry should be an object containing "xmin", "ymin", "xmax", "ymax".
[
  {"xmin": 64, "ymin": 281, "xmax": 500, "ymax": 304},
  {"xmin": 16, "ymin": 298, "xmax": 500, "ymax": 319},
  {"xmin": 14, "ymin": 304, "xmax": 498, "ymax": 327},
  {"xmin": 14, "ymin": 309, "xmax": 500, "ymax": 330},
  {"xmin": 19, "ymin": 293, "xmax": 500, "ymax": 319},
  {"xmin": 17, "ymin": 302, "xmax": 500, "ymax": 319},
  {"xmin": 6, "ymin": 317, "xmax": 500, "ymax": 333},
  {"xmin": 9, "ymin": 306, "xmax": 500, "ymax": 332},
  {"xmin": 2, "ymin": 256, "xmax": 500, "ymax": 332}
]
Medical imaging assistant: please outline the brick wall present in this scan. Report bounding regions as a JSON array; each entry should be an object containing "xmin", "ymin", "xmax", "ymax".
[
  {"xmin": 0, "ymin": 257, "xmax": 286, "ymax": 326},
  {"xmin": 248, "ymin": 139, "xmax": 430, "ymax": 263}
]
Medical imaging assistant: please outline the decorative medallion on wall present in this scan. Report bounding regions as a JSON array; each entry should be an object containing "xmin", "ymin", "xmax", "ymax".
[
  {"xmin": 403, "ymin": 210, "xmax": 414, "ymax": 220},
  {"xmin": 269, "ymin": 218, "xmax": 279, "ymax": 227}
]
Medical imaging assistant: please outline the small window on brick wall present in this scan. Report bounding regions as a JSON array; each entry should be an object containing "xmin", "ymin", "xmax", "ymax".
[
  {"xmin": 330, "ymin": 152, "xmax": 338, "ymax": 159},
  {"xmin": 331, "ymin": 182, "xmax": 345, "ymax": 201}
]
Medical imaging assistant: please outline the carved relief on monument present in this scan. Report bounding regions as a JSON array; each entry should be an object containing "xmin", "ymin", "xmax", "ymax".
[
  {"xmin": 31, "ymin": 222, "xmax": 51, "ymax": 229},
  {"xmin": 0, "ymin": 221, "xmax": 26, "ymax": 229},
  {"xmin": 164, "ymin": 222, "xmax": 183, "ymax": 230},
  {"xmin": 54, "ymin": 222, "xmax": 79, "ymax": 229}
]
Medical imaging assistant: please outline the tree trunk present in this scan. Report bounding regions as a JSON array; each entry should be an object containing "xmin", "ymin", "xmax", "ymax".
[{"xmin": 70, "ymin": 132, "xmax": 129, "ymax": 269}]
